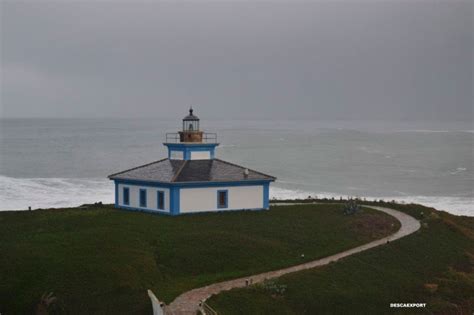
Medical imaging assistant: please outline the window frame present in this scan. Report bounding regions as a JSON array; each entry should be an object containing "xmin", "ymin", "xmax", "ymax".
[
  {"xmin": 123, "ymin": 187, "xmax": 130, "ymax": 206},
  {"xmin": 217, "ymin": 190, "xmax": 228, "ymax": 209},
  {"xmin": 157, "ymin": 190, "xmax": 165, "ymax": 210},
  {"xmin": 139, "ymin": 188, "xmax": 147, "ymax": 208}
]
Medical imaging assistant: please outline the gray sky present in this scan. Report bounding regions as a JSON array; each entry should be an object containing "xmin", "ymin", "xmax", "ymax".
[{"xmin": 1, "ymin": 1, "xmax": 472, "ymax": 120}]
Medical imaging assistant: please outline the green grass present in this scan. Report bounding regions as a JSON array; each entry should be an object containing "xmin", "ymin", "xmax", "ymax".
[
  {"xmin": 208, "ymin": 203, "xmax": 474, "ymax": 314},
  {"xmin": 0, "ymin": 203, "xmax": 398, "ymax": 314}
]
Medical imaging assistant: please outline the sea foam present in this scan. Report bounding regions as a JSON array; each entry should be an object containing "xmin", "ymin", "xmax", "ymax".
[
  {"xmin": 1, "ymin": 175, "xmax": 472, "ymax": 217},
  {"xmin": 270, "ymin": 186, "xmax": 474, "ymax": 217},
  {"xmin": 0, "ymin": 175, "xmax": 114, "ymax": 210}
]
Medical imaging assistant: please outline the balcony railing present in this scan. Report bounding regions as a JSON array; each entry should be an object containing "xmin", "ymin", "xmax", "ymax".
[{"xmin": 165, "ymin": 132, "xmax": 218, "ymax": 143}]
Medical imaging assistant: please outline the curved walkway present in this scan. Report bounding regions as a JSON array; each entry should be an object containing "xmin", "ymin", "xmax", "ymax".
[{"xmin": 165, "ymin": 205, "xmax": 420, "ymax": 315}]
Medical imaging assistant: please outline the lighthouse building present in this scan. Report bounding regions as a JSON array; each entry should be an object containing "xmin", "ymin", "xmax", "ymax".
[{"xmin": 108, "ymin": 109, "xmax": 276, "ymax": 215}]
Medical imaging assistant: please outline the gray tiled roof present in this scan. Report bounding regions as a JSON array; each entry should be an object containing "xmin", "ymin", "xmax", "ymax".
[{"xmin": 108, "ymin": 158, "xmax": 275, "ymax": 183}]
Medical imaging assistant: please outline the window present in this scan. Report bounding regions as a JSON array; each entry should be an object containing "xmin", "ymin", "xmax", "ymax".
[
  {"xmin": 157, "ymin": 191, "xmax": 164, "ymax": 210},
  {"xmin": 123, "ymin": 187, "xmax": 130, "ymax": 205},
  {"xmin": 139, "ymin": 189, "xmax": 147, "ymax": 208},
  {"xmin": 217, "ymin": 190, "xmax": 228, "ymax": 209}
]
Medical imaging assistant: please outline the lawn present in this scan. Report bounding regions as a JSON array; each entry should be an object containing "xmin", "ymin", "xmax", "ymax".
[
  {"xmin": 207, "ymin": 203, "xmax": 474, "ymax": 314},
  {"xmin": 0, "ymin": 203, "xmax": 398, "ymax": 314}
]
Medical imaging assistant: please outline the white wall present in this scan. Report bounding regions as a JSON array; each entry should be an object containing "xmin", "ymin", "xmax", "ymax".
[
  {"xmin": 170, "ymin": 150, "xmax": 184, "ymax": 160},
  {"xmin": 180, "ymin": 185, "xmax": 264, "ymax": 213},
  {"xmin": 117, "ymin": 183, "xmax": 170, "ymax": 212},
  {"xmin": 190, "ymin": 151, "xmax": 211, "ymax": 160}
]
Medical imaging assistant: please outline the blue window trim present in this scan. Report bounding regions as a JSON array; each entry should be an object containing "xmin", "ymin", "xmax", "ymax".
[
  {"xmin": 217, "ymin": 190, "xmax": 228, "ymax": 209},
  {"xmin": 157, "ymin": 190, "xmax": 165, "ymax": 210},
  {"xmin": 139, "ymin": 189, "xmax": 147, "ymax": 208},
  {"xmin": 123, "ymin": 187, "xmax": 130, "ymax": 206}
]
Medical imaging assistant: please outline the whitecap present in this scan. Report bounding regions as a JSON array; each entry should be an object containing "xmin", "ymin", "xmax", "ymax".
[
  {"xmin": 0, "ymin": 175, "xmax": 114, "ymax": 210},
  {"xmin": 270, "ymin": 185, "xmax": 474, "ymax": 217},
  {"xmin": 1, "ymin": 176, "xmax": 473, "ymax": 217},
  {"xmin": 450, "ymin": 167, "xmax": 467, "ymax": 175}
]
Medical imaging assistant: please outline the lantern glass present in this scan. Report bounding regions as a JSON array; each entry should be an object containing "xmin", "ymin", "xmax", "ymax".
[{"xmin": 183, "ymin": 120, "xmax": 199, "ymax": 131}]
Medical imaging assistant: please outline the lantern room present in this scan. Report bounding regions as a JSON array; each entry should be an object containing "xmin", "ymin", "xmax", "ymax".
[
  {"xmin": 165, "ymin": 108, "xmax": 218, "ymax": 160},
  {"xmin": 179, "ymin": 107, "xmax": 203, "ymax": 143},
  {"xmin": 182, "ymin": 107, "xmax": 199, "ymax": 131}
]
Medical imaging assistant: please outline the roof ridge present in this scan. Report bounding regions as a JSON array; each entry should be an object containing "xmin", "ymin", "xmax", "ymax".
[
  {"xmin": 171, "ymin": 160, "xmax": 188, "ymax": 182},
  {"xmin": 213, "ymin": 158, "xmax": 276, "ymax": 180},
  {"xmin": 108, "ymin": 158, "xmax": 168, "ymax": 178}
]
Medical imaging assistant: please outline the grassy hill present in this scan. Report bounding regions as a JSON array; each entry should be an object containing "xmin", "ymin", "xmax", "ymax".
[
  {"xmin": 208, "ymin": 203, "xmax": 474, "ymax": 314},
  {"xmin": 0, "ymin": 203, "xmax": 398, "ymax": 314}
]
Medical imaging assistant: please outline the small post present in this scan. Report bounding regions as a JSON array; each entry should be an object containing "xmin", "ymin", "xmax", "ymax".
[
  {"xmin": 147, "ymin": 290, "xmax": 165, "ymax": 315},
  {"xmin": 28, "ymin": 206, "xmax": 31, "ymax": 211}
]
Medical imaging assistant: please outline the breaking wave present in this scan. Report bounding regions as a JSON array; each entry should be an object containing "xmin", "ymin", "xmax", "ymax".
[
  {"xmin": 270, "ymin": 186, "xmax": 474, "ymax": 217},
  {"xmin": 0, "ymin": 175, "xmax": 472, "ymax": 217},
  {"xmin": 0, "ymin": 175, "xmax": 114, "ymax": 210}
]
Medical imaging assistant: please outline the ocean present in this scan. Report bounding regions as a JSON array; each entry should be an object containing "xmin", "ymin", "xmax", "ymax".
[{"xmin": 0, "ymin": 118, "xmax": 472, "ymax": 216}]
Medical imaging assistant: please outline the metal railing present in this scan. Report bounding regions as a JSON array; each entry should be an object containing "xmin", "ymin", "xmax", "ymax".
[
  {"xmin": 165, "ymin": 133, "xmax": 180, "ymax": 143},
  {"xmin": 199, "ymin": 300, "xmax": 219, "ymax": 315},
  {"xmin": 203, "ymin": 133, "xmax": 218, "ymax": 143},
  {"xmin": 165, "ymin": 132, "xmax": 218, "ymax": 143}
]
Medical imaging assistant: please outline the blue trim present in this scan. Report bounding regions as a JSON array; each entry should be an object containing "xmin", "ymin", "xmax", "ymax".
[
  {"xmin": 164, "ymin": 143, "xmax": 219, "ymax": 148},
  {"xmin": 217, "ymin": 190, "xmax": 228, "ymax": 209},
  {"xmin": 175, "ymin": 180, "xmax": 271, "ymax": 188},
  {"xmin": 116, "ymin": 205, "xmax": 267, "ymax": 216},
  {"xmin": 113, "ymin": 178, "xmax": 273, "ymax": 188},
  {"xmin": 263, "ymin": 182, "xmax": 270, "ymax": 209},
  {"xmin": 114, "ymin": 182, "xmax": 118, "ymax": 207},
  {"xmin": 123, "ymin": 187, "xmax": 130, "ymax": 206},
  {"xmin": 157, "ymin": 190, "xmax": 164, "ymax": 210},
  {"xmin": 170, "ymin": 186, "xmax": 180, "ymax": 215},
  {"xmin": 164, "ymin": 143, "xmax": 219, "ymax": 160},
  {"xmin": 139, "ymin": 189, "xmax": 147, "ymax": 208},
  {"xmin": 181, "ymin": 207, "xmax": 268, "ymax": 215},
  {"xmin": 117, "ymin": 204, "xmax": 172, "ymax": 215}
]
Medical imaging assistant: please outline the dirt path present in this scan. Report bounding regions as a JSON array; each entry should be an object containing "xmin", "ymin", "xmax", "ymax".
[{"xmin": 164, "ymin": 205, "xmax": 421, "ymax": 315}]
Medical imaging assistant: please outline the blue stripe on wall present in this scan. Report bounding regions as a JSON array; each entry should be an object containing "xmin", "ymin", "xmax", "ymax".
[
  {"xmin": 170, "ymin": 186, "xmax": 180, "ymax": 215},
  {"xmin": 263, "ymin": 182, "xmax": 270, "ymax": 209},
  {"xmin": 114, "ymin": 182, "xmax": 118, "ymax": 208}
]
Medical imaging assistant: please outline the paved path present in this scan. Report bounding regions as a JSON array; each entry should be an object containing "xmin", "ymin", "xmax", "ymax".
[{"xmin": 164, "ymin": 205, "xmax": 420, "ymax": 315}]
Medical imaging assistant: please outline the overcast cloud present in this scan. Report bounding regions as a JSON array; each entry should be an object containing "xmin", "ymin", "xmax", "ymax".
[{"xmin": 1, "ymin": 1, "xmax": 472, "ymax": 120}]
